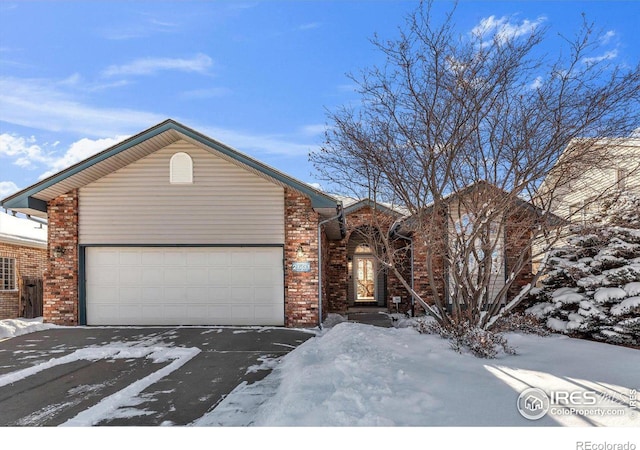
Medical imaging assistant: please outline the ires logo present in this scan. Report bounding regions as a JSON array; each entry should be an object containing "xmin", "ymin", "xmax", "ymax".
[{"xmin": 549, "ymin": 391, "xmax": 599, "ymax": 405}]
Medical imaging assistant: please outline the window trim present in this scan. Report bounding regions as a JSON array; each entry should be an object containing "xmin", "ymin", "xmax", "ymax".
[
  {"xmin": 0, "ymin": 257, "xmax": 17, "ymax": 291},
  {"xmin": 169, "ymin": 152, "xmax": 194, "ymax": 184}
]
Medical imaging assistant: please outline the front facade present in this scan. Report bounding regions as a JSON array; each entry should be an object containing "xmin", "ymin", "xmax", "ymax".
[
  {"xmin": 2, "ymin": 120, "xmax": 343, "ymax": 327},
  {"xmin": 1, "ymin": 120, "xmax": 539, "ymax": 327},
  {"xmin": 0, "ymin": 211, "xmax": 47, "ymax": 320}
]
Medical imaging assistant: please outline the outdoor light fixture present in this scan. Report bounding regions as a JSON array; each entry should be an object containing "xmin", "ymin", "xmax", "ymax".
[
  {"xmin": 296, "ymin": 244, "xmax": 305, "ymax": 259},
  {"xmin": 52, "ymin": 245, "xmax": 65, "ymax": 258}
]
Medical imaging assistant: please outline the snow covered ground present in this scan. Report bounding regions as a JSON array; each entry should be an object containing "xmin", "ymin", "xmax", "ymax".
[
  {"xmin": 196, "ymin": 320, "xmax": 639, "ymax": 427},
  {"xmin": 2, "ymin": 317, "xmax": 638, "ymax": 448}
]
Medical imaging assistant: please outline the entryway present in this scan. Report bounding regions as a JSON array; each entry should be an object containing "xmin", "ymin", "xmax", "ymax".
[
  {"xmin": 346, "ymin": 306, "xmax": 393, "ymax": 328},
  {"xmin": 347, "ymin": 231, "xmax": 387, "ymax": 307}
]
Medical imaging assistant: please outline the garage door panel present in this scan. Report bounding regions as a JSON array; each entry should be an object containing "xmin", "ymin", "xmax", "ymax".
[
  {"xmin": 119, "ymin": 251, "xmax": 141, "ymax": 265},
  {"xmin": 208, "ymin": 252, "xmax": 229, "ymax": 266},
  {"xmin": 186, "ymin": 268, "xmax": 208, "ymax": 284},
  {"xmin": 208, "ymin": 268, "xmax": 229, "ymax": 284},
  {"xmin": 141, "ymin": 251, "xmax": 163, "ymax": 266},
  {"xmin": 119, "ymin": 268, "xmax": 142, "ymax": 285},
  {"xmin": 142, "ymin": 287, "xmax": 163, "ymax": 302},
  {"xmin": 187, "ymin": 252, "xmax": 209, "ymax": 266},
  {"xmin": 142, "ymin": 268, "xmax": 164, "ymax": 284},
  {"xmin": 163, "ymin": 251, "xmax": 186, "ymax": 266},
  {"xmin": 86, "ymin": 246, "xmax": 284, "ymax": 326},
  {"xmin": 120, "ymin": 287, "xmax": 141, "ymax": 302}
]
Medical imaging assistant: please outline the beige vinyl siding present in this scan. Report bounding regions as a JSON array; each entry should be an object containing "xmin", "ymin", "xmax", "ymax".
[
  {"xmin": 550, "ymin": 143, "xmax": 640, "ymax": 221},
  {"xmin": 79, "ymin": 140, "xmax": 284, "ymax": 245},
  {"xmin": 448, "ymin": 205, "xmax": 506, "ymax": 304}
]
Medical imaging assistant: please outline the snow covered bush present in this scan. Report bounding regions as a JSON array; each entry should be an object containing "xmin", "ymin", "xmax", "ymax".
[
  {"xmin": 522, "ymin": 191, "xmax": 640, "ymax": 346},
  {"xmin": 412, "ymin": 317, "xmax": 515, "ymax": 358}
]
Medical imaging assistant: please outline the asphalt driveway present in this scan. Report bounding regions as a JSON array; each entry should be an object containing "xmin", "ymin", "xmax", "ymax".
[{"xmin": 0, "ymin": 326, "xmax": 314, "ymax": 426}]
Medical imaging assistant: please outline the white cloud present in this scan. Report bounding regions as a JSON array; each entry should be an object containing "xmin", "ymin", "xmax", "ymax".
[
  {"xmin": 472, "ymin": 15, "xmax": 546, "ymax": 45},
  {"xmin": 38, "ymin": 136, "xmax": 129, "ymax": 180},
  {"xmin": 582, "ymin": 49, "xmax": 618, "ymax": 65},
  {"xmin": 600, "ymin": 30, "xmax": 616, "ymax": 45},
  {"xmin": 100, "ymin": 13, "xmax": 181, "ymax": 40},
  {"xmin": 297, "ymin": 22, "xmax": 321, "ymax": 31},
  {"xmin": 0, "ymin": 76, "xmax": 165, "ymax": 137},
  {"xmin": 179, "ymin": 87, "xmax": 232, "ymax": 100},
  {"xmin": 0, "ymin": 132, "xmax": 127, "ymax": 179},
  {"xmin": 0, "ymin": 76, "xmax": 320, "ymax": 160},
  {"xmin": 103, "ymin": 53, "xmax": 213, "ymax": 77},
  {"xmin": 300, "ymin": 124, "xmax": 326, "ymax": 137},
  {"xmin": 0, "ymin": 181, "xmax": 19, "ymax": 197},
  {"xmin": 530, "ymin": 76, "xmax": 543, "ymax": 90},
  {"xmin": 199, "ymin": 125, "xmax": 317, "ymax": 157},
  {"xmin": 0, "ymin": 134, "xmax": 50, "ymax": 168}
]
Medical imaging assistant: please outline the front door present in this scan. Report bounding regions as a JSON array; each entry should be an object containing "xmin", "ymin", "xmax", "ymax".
[{"xmin": 354, "ymin": 255, "xmax": 376, "ymax": 302}]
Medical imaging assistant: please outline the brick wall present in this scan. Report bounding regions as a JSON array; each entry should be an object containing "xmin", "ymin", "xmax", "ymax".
[
  {"xmin": 44, "ymin": 190, "xmax": 79, "ymax": 325},
  {"xmin": 505, "ymin": 212, "xmax": 535, "ymax": 299},
  {"xmin": 0, "ymin": 242, "xmax": 47, "ymax": 319},
  {"xmin": 284, "ymin": 188, "xmax": 320, "ymax": 327}
]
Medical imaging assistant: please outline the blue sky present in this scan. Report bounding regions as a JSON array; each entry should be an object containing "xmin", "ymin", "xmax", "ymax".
[{"xmin": 1, "ymin": 1, "xmax": 639, "ymax": 198}]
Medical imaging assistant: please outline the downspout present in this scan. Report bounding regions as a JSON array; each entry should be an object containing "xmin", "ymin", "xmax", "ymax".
[{"xmin": 317, "ymin": 204, "xmax": 344, "ymax": 329}]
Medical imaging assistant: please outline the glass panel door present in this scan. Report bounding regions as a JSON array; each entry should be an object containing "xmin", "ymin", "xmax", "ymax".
[{"xmin": 354, "ymin": 256, "xmax": 376, "ymax": 301}]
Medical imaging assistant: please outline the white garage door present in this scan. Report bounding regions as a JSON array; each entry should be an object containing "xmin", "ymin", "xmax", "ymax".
[{"xmin": 85, "ymin": 247, "xmax": 284, "ymax": 326}]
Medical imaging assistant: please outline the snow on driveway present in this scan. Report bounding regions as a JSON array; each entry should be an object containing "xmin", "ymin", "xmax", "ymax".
[{"xmin": 196, "ymin": 322, "xmax": 640, "ymax": 427}]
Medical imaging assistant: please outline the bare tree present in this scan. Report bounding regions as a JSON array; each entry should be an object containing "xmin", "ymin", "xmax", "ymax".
[{"xmin": 312, "ymin": 1, "xmax": 640, "ymax": 330}]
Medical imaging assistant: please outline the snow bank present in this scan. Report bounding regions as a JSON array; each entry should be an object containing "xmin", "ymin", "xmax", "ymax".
[
  {"xmin": 196, "ymin": 322, "xmax": 640, "ymax": 427},
  {"xmin": 0, "ymin": 318, "xmax": 56, "ymax": 340}
]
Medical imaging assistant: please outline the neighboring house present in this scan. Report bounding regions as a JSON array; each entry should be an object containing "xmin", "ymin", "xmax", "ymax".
[
  {"xmin": 545, "ymin": 137, "xmax": 640, "ymax": 224},
  {"xmin": 533, "ymin": 137, "xmax": 640, "ymax": 273},
  {"xmin": 0, "ymin": 211, "xmax": 47, "ymax": 320},
  {"xmin": 0, "ymin": 120, "xmax": 546, "ymax": 327}
]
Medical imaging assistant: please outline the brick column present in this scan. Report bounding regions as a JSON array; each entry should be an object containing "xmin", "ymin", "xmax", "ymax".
[
  {"xmin": 284, "ymin": 189, "xmax": 320, "ymax": 327},
  {"xmin": 44, "ymin": 190, "xmax": 79, "ymax": 325}
]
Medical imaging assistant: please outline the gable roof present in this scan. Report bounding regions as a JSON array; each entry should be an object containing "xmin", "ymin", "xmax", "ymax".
[
  {"xmin": 396, "ymin": 180, "xmax": 564, "ymax": 233},
  {"xmin": 0, "ymin": 119, "xmax": 341, "ymax": 219},
  {"xmin": 335, "ymin": 196, "xmax": 409, "ymax": 217}
]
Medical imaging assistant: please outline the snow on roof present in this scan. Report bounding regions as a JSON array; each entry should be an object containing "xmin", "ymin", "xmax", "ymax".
[{"xmin": 0, "ymin": 210, "xmax": 47, "ymax": 248}]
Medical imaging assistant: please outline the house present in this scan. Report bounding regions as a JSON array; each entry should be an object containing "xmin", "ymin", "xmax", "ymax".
[
  {"xmin": 0, "ymin": 120, "xmax": 545, "ymax": 327},
  {"xmin": 0, "ymin": 210, "xmax": 47, "ymax": 320},
  {"xmin": 533, "ymin": 137, "xmax": 640, "ymax": 273},
  {"xmin": 544, "ymin": 137, "xmax": 640, "ymax": 223},
  {"xmin": 1, "ymin": 120, "xmax": 344, "ymax": 327}
]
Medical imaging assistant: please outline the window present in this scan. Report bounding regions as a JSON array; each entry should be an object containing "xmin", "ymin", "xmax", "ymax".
[
  {"xmin": 0, "ymin": 257, "xmax": 16, "ymax": 291},
  {"xmin": 170, "ymin": 152, "xmax": 193, "ymax": 184}
]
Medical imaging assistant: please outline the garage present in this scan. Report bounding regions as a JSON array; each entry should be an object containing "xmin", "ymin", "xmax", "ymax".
[{"xmin": 85, "ymin": 246, "xmax": 284, "ymax": 326}]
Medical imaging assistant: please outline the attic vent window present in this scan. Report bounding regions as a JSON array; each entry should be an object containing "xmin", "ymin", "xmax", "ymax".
[{"xmin": 170, "ymin": 152, "xmax": 193, "ymax": 184}]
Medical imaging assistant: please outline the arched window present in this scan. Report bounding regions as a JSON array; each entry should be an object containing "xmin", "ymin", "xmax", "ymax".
[
  {"xmin": 170, "ymin": 152, "xmax": 193, "ymax": 184},
  {"xmin": 355, "ymin": 244, "xmax": 372, "ymax": 254}
]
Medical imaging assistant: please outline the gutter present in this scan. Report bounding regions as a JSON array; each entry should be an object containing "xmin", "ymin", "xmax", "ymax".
[{"xmin": 317, "ymin": 204, "xmax": 344, "ymax": 329}]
